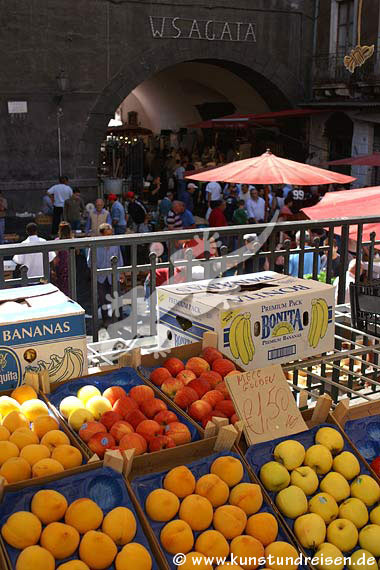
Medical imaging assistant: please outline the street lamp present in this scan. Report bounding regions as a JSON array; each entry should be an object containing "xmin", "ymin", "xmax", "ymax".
[
  {"xmin": 56, "ymin": 69, "xmax": 69, "ymax": 92},
  {"xmin": 55, "ymin": 70, "xmax": 69, "ymax": 177}
]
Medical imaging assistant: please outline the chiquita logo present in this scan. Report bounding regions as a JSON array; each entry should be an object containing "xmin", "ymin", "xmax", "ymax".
[{"xmin": 0, "ymin": 348, "xmax": 21, "ymax": 389}]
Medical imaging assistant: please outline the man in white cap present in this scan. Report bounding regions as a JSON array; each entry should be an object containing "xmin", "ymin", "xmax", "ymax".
[{"xmin": 181, "ymin": 183, "xmax": 197, "ymax": 212}]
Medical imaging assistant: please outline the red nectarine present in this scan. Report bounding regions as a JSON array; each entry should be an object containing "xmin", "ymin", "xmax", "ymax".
[
  {"xmin": 188, "ymin": 377, "xmax": 211, "ymax": 398},
  {"xmin": 176, "ymin": 370, "xmax": 196, "ymax": 385},
  {"xmin": 136, "ymin": 419, "xmax": 164, "ymax": 441},
  {"xmin": 201, "ymin": 347, "xmax": 223, "ymax": 364},
  {"xmin": 198, "ymin": 370, "xmax": 223, "ymax": 388},
  {"xmin": 113, "ymin": 396, "xmax": 138, "ymax": 418},
  {"xmin": 188, "ymin": 400, "xmax": 212, "ymax": 422},
  {"xmin": 88, "ymin": 432, "xmax": 116, "ymax": 458},
  {"xmin": 161, "ymin": 377, "xmax": 184, "ymax": 399},
  {"xmin": 103, "ymin": 386, "xmax": 128, "ymax": 407},
  {"xmin": 173, "ymin": 387, "xmax": 198, "ymax": 409},
  {"xmin": 163, "ymin": 357, "xmax": 185, "ymax": 377},
  {"xmin": 215, "ymin": 381, "xmax": 230, "ymax": 399},
  {"xmin": 129, "ymin": 385, "xmax": 155, "ymax": 405},
  {"xmin": 186, "ymin": 356, "xmax": 210, "ymax": 377},
  {"xmin": 150, "ymin": 367, "xmax": 172, "ymax": 386},
  {"xmin": 149, "ymin": 435, "xmax": 176, "ymax": 452},
  {"xmin": 79, "ymin": 421, "xmax": 107, "ymax": 443},
  {"xmin": 124, "ymin": 409, "xmax": 147, "ymax": 429},
  {"xmin": 119, "ymin": 432, "xmax": 147, "ymax": 455},
  {"xmin": 140, "ymin": 398, "xmax": 167, "ymax": 419},
  {"xmin": 212, "ymin": 358, "xmax": 236, "ymax": 377},
  {"xmin": 154, "ymin": 410, "xmax": 178, "ymax": 426},
  {"xmin": 165, "ymin": 422, "xmax": 192, "ymax": 445},
  {"xmin": 100, "ymin": 410, "xmax": 122, "ymax": 430},
  {"xmin": 110, "ymin": 420, "xmax": 134, "ymax": 442},
  {"xmin": 214, "ymin": 400, "xmax": 235, "ymax": 418},
  {"xmin": 201, "ymin": 390, "xmax": 225, "ymax": 408}
]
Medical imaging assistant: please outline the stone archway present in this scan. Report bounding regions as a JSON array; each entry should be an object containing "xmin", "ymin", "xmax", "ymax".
[{"xmin": 75, "ymin": 41, "xmax": 305, "ymax": 179}]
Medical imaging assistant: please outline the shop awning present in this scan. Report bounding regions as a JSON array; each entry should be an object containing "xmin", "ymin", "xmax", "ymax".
[
  {"xmin": 325, "ymin": 152, "xmax": 380, "ymax": 167},
  {"xmin": 302, "ymin": 186, "xmax": 380, "ymax": 242},
  {"xmin": 188, "ymin": 108, "xmax": 326, "ymax": 129}
]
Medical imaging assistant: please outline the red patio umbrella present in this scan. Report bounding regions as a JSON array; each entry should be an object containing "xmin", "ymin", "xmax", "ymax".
[
  {"xmin": 302, "ymin": 186, "xmax": 380, "ymax": 242},
  {"xmin": 325, "ymin": 152, "xmax": 380, "ymax": 167},
  {"xmin": 186, "ymin": 150, "xmax": 355, "ymax": 186}
]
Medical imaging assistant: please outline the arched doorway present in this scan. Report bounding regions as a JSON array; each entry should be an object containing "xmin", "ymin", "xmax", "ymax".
[{"xmin": 325, "ymin": 112, "xmax": 354, "ymax": 166}]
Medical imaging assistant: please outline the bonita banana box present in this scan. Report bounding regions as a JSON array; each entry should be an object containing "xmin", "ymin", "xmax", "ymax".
[
  {"xmin": 157, "ymin": 271, "xmax": 335, "ymax": 369},
  {"xmin": 0, "ymin": 284, "xmax": 87, "ymax": 391}
]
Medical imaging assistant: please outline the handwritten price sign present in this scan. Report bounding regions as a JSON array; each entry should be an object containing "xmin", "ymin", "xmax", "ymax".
[{"xmin": 225, "ymin": 365, "xmax": 307, "ymax": 445}]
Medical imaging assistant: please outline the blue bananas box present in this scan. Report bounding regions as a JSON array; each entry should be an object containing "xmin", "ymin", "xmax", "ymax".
[
  {"xmin": 157, "ymin": 271, "xmax": 335, "ymax": 369},
  {"xmin": 0, "ymin": 284, "xmax": 87, "ymax": 391}
]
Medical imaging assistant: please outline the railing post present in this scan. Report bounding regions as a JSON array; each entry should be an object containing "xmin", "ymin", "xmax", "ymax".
[
  {"xmin": 312, "ymin": 236, "xmax": 320, "ymax": 281},
  {"xmin": 338, "ymin": 224, "xmax": 350, "ymax": 304},
  {"xmin": 111, "ymin": 255, "xmax": 118, "ymax": 324},
  {"xmin": 368, "ymin": 232, "xmax": 376, "ymax": 282},
  {"xmin": 90, "ymin": 247, "xmax": 99, "ymax": 342},
  {"xmin": 68, "ymin": 248, "xmax": 77, "ymax": 300},
  {"xmin": 149, "ymin": 252, "xmax": 157, "ymax": 338},
  {"xmin": 20, "ymin": 265, "xmax": 28, "ymax": 286}
]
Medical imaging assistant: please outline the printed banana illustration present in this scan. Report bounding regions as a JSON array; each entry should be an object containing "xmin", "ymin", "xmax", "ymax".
[
  {"xmin": 229, "ymin": 312, "xmax": 255, "ymax": 365},
  {"xmin": 308, "ymin": 298, "xmax": 329, "ymax": 349},
  {"xmin": 24, "ymin": 347, "xmax": 84, "ymax": 383}
]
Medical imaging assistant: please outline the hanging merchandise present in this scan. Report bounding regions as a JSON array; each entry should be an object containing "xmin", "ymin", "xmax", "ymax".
[{"xmin": 344, "ymin": 0, "xmax": 374, "ymax": 73}]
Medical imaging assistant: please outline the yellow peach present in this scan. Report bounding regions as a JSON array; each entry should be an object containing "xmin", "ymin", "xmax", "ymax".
[
  {"xmin": 0, "ymin": 396, "xmax": 20, "ymax": 418},
  {"xmin": 210, "ymin": 456, "xmax": 244, "ymax": 487},
  {"xmin": 181, "ymin": 552, "xmax": 213, "ymax": 570},
  {"xmin": 145, "ymin": 489, "xmax": 180, "ymax": 522},
  {"xmin": 77, "ymin": 385, "xmax": 101, "ymax": 405},
  {"xmin": 115, "ymin": 542, "xmax": 153, "ymax": 570},
  {"xmin": 229, "ymin": 483, "xmax": 263, "ymax": 515},
  {"xmin": 1, "ymin": 511, "xmax": 41, "ymax": 549},
  {"xmin": 195, "ymin": 473, "xmax": 230, "ymax": 507},
  {"xmin": 264, "ymin": 541, "xmax": 299, "ymax": 570},
  {"xmin": 195, "ymin": 530, "xmax": 229, "ymax": 558},
  {"xmin": 21, "ymin": 399, "xmax": 49, "ymax": 422},
  {"xmin": 0, "ymin": 425, "xmax": 10, "ymax": 441},
  {"xmin": 31, "ymin": 489, "xmax": 68, "ymax": 524},
  {"xmin": 2, "ymin": 411, "xmax": 29, "ymax": 433},
  {"xmin": 59, "ymin": 396, "xmax": 84, "ymax": 419},
  {"xmin": 40, "ymin": 429, "xmax": 70, "ymax": 451},
  {"xmin": 65, "ymin": 498, "xmax": 104, "ymax": 533},
  {"xmin": 213, "ymin": 505, "xmax": 247, "ymax": 539},
  {"xmin": 11, "ymin": 385, "xmax": 38, "ymax": 404},
  {"xmin": 179, "ymin": 494, "xmax": 213, "ymax": 531},
  {"xmin": 40, "ymin": 522, "xmax": 80, "ymax": 559},
  {"xmin": 0, "ymin": 440, "xmax": 19, "ymax": 465},
  {"xmin": 163, "ymin": 465, "xmax": 196, "ymax": 498},
  {"xmin": 160, "ymin": 520, "xmax": 194, "ymax": 554},
  {"xmin": 102, "ymin": 507, "xmax": 136, "ymax": 545},
  {"xmin": 230, "ymin": 536, "xmax": 264, "ymax": 570},
  {"xmin": 85, "ymin": 396, "xmax": 112, "ymax": 420},
  {"xmin": 52, "ymin": 445, "xmax": 82, "ymax": 469},
  {"xmin": 9, "ymin": 427, "xmax": 38, "ymax": 450},
  {"xmin": 20, "ymin": 444, "xmax": 50, "ymax": 466},
  {"xmin": 32, "ymin": 458, "xmax": 64, "ymax": 478},
  {"xmin": 79, "ymin": 530, "xmax": 117, "ymax": 570},
  {"xmin": 246, "ymin": 512, "xmax": 278, "ymax": 546},
  {"xmin": 32, "ymin": 415, "xmax": 59, "ymax": 438},
  {"xmin": 15, "ymin": 545, "xmax": 55, "ymax": 570},
  {"xmin": 57, "ymin": 563, "xmax": 90, "ymax": 570},
  {"xmin": 0, "ymin": 456, "xmax": 31, "ymax": 483}
]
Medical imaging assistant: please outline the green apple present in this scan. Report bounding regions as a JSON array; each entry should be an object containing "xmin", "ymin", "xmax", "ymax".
[
  {"xmin": 333, "ymin": 451, "xmax": 360, "ymax": 480},
  {"xmin": 369, "ymin": 505, "xmax": 380, "ymax": 525},
  {"xmin": 260, "ymin": 461, "xmax": 290, "ymax": 492},
  {"xmin": 315, "ymin": 427, "xmax": 344, "ymax": 455},
  {"xmin": 304, "ymin": 444, "xmax": 333, "ymax": 475},
  {"xmin": 350, "ymin": 475, "xmax": 380, "ymax": 507},
  {"xmin": 347, "ymin": 549, "xmax": 377, "ymax": 570},
  {"xmin": 359, "ymin": 524, "xmax": 380, "ymax": 557},
  {"xmin": 308, "ymin": 492, "xmax": 339, "ymax": 524},
  {"xmin": 294, "ymin": 513, "xmax": 326, "ymax": 549},
  {"xmin": 291, "ymin": 466, "xmax": 319, "ymax": 495},
  {"xmin": 275, "ymin": 485, "xmax": 308, "ymax": 519},
  {"xmin": 274, "ymin": 440, "xmax": 305, "ymax": 470},
  {"xmin": 320, "ymin": 472, "xmax": 350, "ymax": 502},
  {"xmin": 326, "ymin": 518, "xmax": 359, "ymax": 552},
  {"xmin": 339, "ymin": 498, "xmax": 369, "ymax": 529},
  {"xmin": 313, "ymin": 542, "xmax": 344, "ymax": 570}
]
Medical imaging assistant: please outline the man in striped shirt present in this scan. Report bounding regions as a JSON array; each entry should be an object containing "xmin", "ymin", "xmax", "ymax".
[{"xmin": 166, "ymin": 201, "xmax": 183, "ymax": 230}]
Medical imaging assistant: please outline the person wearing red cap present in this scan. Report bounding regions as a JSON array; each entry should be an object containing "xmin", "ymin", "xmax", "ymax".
[{"xmin": 108, "ymin": 194, "xmax": 127, "ymax": 235}]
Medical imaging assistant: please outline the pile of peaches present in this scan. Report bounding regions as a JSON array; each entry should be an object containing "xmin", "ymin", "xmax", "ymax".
[
  {"xmin": 60, "ymin": 384, "xmax": 194, "ymax": 458},
  {"xmin": 149, "ymin": 348, "xmax": 238, "ymax": 427}
]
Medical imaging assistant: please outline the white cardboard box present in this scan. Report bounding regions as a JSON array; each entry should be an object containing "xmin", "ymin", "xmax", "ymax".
[
  {"xmin": 0, "ymin": 284, "xmax": 87, "ymax": 390},
  {"xmin": 157, "ymin": 272, "xmax": 335, "ymax": 369}
]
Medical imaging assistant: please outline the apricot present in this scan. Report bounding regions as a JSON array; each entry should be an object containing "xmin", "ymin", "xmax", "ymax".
[
  {"xmin": 246, "ymin": 512, "xmax": 278, "ymax": 546},
  {"xmin": 11, "ymin": 385, "xmax": 38, "ymax": 404},
  {"xmin": 181, "ymin": 552, "xmax": 212, "ymax": 570},
  {"xmin": 79, "ymin": 530, "xmax": 117, "ymax": 570},
  {"xmin": 145, "ymin": 489, "xmax": 180, "ymax": 522},
  {"xmin": 217, "ymin": 566, "xmax": 244, "ymax": 570},
  {"xmin": 15, "ymin": 545, "xmax": 55, "ymax": 570},
  {"xmin": 0, "ymin": 440, "xmax": 19, "ymax": 465},
  {"xmin": 31, "ymin": 489, "xmax": 68, "ymax": 524},
  {"xmin": 264, "ymin": 541, "xmax": 299, "ymax": 570},
  {"xmin": 59, "ymin": 396, "xmax": 84, "ymax": 418},
  {"xmin": 0, "ymin": 426, "xmax": 10, "ymax": 441},
  {"xmin": 115, "ymin": 542, "xmax": 152, "ymax": 570},
  {"xmin": 163, "ymin": 465, "xmax": 196, "ymax": 498},
  {"xmin": 41, "ymin": 522, "xmax": 80, "ymax": 559},
  {"xmin": 214, "ymin": 505, "xmax": 247, "ymax": 539},
  {"xmin": 41, "ymin": 429, "xmax": 70, "ymax": 451},
  {"xmin": 195, "ymin": 473, "xmax": 230, "ymax": 507},
  {"xmin": 179, "ymin": 494, "xmax": 214, "ymax": 531},
  {"xmin": 0, "ymin": 396, "xmax": 20, "ymax": 418},
  {"xmin": 160, "ymin": 520, "xmax": 194, "ymax": 554},
  {"xmin": 195, "ymin": 530, "xmax": 229, "ymax": 558},
  {"xmin": 230, "ymin": 536, "xmax": 264, "ymax": 570},
  {"xmin": 77, "ymin": 385, "xmax": 101, "ymax": 405},
  {"xmin": 211, "ymin": 456, "xmax": 244, "ymax": 487},
  {"xmin": 52, "ymin": 444, "xmax": 82, "ymax": 469},
  {"xmin": 85, "ymin": 396, "xmax": 112, "ymax": 420},
  {"xmin": 3, "ymin": 411, "xmax": 29, "ymax": 433},
  {"xmin": 1, "ymin": 511, "xmax": 41, "ymax": 548},
  {"xmin": 229, "ymin": 483, "xmax": 263, "ymax": 515},
  {"xmin": 65, "ymin": 498, "xmax": 103, "ymax": 533},
  {"xmin": 32, "ymin": 415, "xmax": 59, "ymax": 438},
  {"xmin": 57, "ymin": 563, "xmax": 90, "ymax": 570},
  {"xmin": 0, "ymin": 457, "xmax": 31, "ymax": 483},
  {"xmin": 9, "ymin": 427, "xmax": 38, "ymax": 450},
  {"xmin": 21, "ymin": 399, "xmax": 49, "ymax": 421},
  {"xmin": 20, "ymin": 443, "xmax": 50, "ymax": 466},
  {"xmin": 32, "ymin": 457, "xmax": 64, "ymax": 478},
  {"xmin": 102, "ymin": 507, "xmax": 136, "ymax": 545}
]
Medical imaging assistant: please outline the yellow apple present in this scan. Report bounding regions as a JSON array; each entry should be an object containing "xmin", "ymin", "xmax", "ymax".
[
  {"xmin": 315, "ymin": 427, "xmax": 344, "ymax": 455},
  {"xmin": 290, "ymin": 466, "xmax": 319, "ymax": 495},
  {"xmin": 333, "ymin": 452, "xmax": 360, "ymax": 480},
  {"xmin": 369, "ymin": 505, "xmax": 380, "ymax": 525},
  {"xmin": 294, "ymin": 513, "xmax": 326, "ymax": 549},
  {"xmin": 326, "ymin": 518, "xmax": 358, "ymax": 552},
  {"xmin": 304, "ymin": 444, "xmax": 333, "ymax": 475},
  {"xmin": 313, "ymin": 542, "xmax": 344, "ymax": 570},
  {"xmin": 347, "ymin": 549, "xmax": 377, "ymax": 570},
  {"xmin": 350, "ymin": 476, "xmax": 380, "ymax": 507},
  {"xmin": 77, "ymin": 385, "xmax": 101, "ymax": 405},
  {"xmin": 274, "ymin": 440, "xmax": 305, "ymax": 470},
  {"xmin": 68, "ymin": 408, "xmax": 94, "ymax": 431},
  {"xmin": 320, "ymin": 472, "xmax": 350, "ymax": 502},
  {"xmin": 308, "ymin": 493, "xmax": 338, "ymax": 524},
  {"xmin": 259, "ymin": 461, "xmax": 290, "ymax": 492},
  {"xmin": 359, "ymin": 525, "xmax": 380, "ymax": 557},
  {"xmin": 59, "ymin": 396, "xmax": 84, "ymax": 419},
  {"xmin": 339, "ymin": 498, "xmax": 369, "ymax": 529},
  {"xmin": 275, "ymin": 485, "xmax": 308, "ymax": 519}
]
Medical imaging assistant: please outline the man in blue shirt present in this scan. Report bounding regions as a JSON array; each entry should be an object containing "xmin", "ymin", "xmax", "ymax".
[
  {"xmin": 87, "ymin": 223, "xmax": 124, "ymax": 325},
  {"xmin": 108, "ymin": 194, "xmax": 126, "ymax": 235},
  {"xmin": 179, "ymin": 201, "xmax": 196, "ymax": 229},
  {"xmin": 289, "ymin": 231, "xmax": 320, "ymax": 277}
]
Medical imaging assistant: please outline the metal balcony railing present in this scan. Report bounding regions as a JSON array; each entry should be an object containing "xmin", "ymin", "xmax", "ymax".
[
  {"xmin": 313, "ymin": 50, "xmax": 379, "ymax": 85},
  {"xmin": 1, "ymin": 216, "xmax": 379, "ymax": 343}
]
